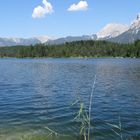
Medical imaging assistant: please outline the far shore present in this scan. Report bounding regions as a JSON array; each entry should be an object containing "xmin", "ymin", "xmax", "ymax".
[{"xmin": 0, "ymin": 56, "xmax": 139, "ymax": 59}]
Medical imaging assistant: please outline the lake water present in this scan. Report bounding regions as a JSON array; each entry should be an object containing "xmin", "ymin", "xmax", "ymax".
[{"xmin": 0, "ymin": 58, "xmax": 140, "ymax": 140}]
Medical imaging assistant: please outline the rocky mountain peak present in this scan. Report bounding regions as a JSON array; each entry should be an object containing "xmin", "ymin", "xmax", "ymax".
[
  {"xmin": 136, "ymin": 13, "xmax": 140, "ymax": 20},
  {"xmin": 96, "ymin": 23, "xmax": 128, "ymax": 39},
  {"xmin": 130, "ymin": 14, "xmax": 140, "ymax": 30}
]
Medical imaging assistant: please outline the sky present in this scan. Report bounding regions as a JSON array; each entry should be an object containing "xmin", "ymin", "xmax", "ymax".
[{"xmin": 0, "ymin": 0, "xmax": 140, "ymax": 38}]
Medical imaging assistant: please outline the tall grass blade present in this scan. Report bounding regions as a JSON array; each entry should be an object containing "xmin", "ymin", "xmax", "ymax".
[{"xmin": 88, "ymin": 75, "xmax": 96, "ymax": 140}]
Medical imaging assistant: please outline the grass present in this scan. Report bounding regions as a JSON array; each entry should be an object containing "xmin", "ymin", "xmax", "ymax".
[
  {"xmin": 71, "ymin": 75, "xmax": 136, "ymax": 140},
  {"xmin": 3, "ymin": 75, "xmax": 137, "ymax": 140},
  {"xmin": 71, "ymin": 75, "xmax": 96, "ymax": 140},
  {"xmin": 20, "ymin": 75, "xmax": 97, "ymax": 140},
  {"xmin": 21, "ymin": 135, "xmax": 75, "ymax": 140}
]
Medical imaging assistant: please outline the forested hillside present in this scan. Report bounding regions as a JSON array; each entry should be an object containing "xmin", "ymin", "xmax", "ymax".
[{"xmin": 0, "ymin": 40, "xmax": 140, "ymax": 58}]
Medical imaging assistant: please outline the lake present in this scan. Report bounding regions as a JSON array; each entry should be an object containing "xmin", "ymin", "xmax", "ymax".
[{"xmin": 0, "ymin": 58, "xmax": 140, "ymax": 140}]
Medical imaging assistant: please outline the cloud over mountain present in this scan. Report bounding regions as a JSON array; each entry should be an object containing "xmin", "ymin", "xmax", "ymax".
[{"xmin": 32, "ymin": 0, "xmax": 53, "ymax": 19}]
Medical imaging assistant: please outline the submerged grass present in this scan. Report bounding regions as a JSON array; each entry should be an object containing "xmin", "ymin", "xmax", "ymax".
[
  {"xmin": 71, "ymin": 75, "xmax": 96, "ymax": 140},
  {"xmin": 71, "ymin": 75, "xmax": 136, "ymax": 140},
  {"xmin": 21, "ymin": 135, "xmax": 75, "ymax": 140},
  {"xmin": 5, "ymin": 75, "xmax": 138, "ymax": 140}
]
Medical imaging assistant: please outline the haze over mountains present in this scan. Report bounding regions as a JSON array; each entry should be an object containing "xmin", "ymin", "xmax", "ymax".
[{"xmin": 0, "ymin": 14, "xmax": 140, "ymax": 46}]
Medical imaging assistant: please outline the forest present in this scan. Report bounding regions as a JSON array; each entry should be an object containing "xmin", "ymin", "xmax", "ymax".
[{"xmin": 0, "ymin": 40, "xmax": 140, "ymax": 58}]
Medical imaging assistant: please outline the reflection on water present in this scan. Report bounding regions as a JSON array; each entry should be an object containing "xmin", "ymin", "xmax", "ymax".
[{"xmin": 0, "ymin": 58, "xmax": 140, "ymax": 140}]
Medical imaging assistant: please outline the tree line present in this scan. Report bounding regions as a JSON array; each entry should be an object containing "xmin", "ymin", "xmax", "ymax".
[{"xmin": 0, "ymin": 40, "xmax": 140, "ymax": 58}]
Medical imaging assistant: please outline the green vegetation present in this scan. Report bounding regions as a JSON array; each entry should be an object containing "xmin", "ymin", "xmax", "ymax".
[
  {"xmin": 71, "ymin": 75, "xmax": 96, "ymax": 140},
  {"xmin": 1, "ymin": 75, "xmax": 137, "ymax": 140},
  {"xmin": 0, "ymin": 40, "xmax": 140, "ymax": 58},
  {"xmin": 20, "ymin": 75, "xmax": 134, "ymax": 140}
]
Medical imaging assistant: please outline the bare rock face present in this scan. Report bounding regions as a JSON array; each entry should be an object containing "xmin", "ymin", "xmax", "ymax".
[
  {"xmin": 96, "ymin": 23, "xmax": 128, "ymax": 39},
  {"xmin": 108, "ymin": 14, "xmax": 140, "ymax": 43}
]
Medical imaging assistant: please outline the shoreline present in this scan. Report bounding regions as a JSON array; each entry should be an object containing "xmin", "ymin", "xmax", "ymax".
[{"xmin": 0, "ymin": 56, "xmax": 139, "ymax": 59}]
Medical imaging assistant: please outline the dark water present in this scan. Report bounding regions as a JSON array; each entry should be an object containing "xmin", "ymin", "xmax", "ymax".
[{"xmin": 0, "ymin": 58, "xmax": 140, "ymax": 140}]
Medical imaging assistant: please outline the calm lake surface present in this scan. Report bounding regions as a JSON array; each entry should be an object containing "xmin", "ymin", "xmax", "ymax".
[{"xmin": 0, "ymin": 58, "xmax": 140, "ymax": 140}]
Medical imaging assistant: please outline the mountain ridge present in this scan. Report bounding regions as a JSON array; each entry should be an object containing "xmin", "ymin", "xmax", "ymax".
[
  {"xmin": 108, "ymin": 13, "xmax": 140, "ymax": 43},
  {"xmin": 96, "ymin": 23, "xmax": 129, "ymax": 39},
  {"xmin": 0, "ymin": 13, "xmax": 140, "ymax": 46}
]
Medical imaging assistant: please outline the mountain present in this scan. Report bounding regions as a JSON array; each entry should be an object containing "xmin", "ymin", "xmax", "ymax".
[
  {"xmin": 47, "ymin": 35, "xmax": 97, "ymax": 45},
  {"xmin": 0, "ymin": 35, "xmax": 97, "ymax": 47},
  {"xmin": 35, "ymin": 36, "xmax": 53, "ymax": 43},
  {"xmin": 108, "ymin": 14, "xmax": 140, "ymax": 43},
  {"xmin": 0, "ymin": 37, "xmax": 41, "ymax": 47},
  {"xmin": 0, "ymin": 36, "xmax": 54, "ymax": 47},
  {"xmin": 96, "ymin": 23, "xmax": 128, "ymax": 39},
  {"xmin": 0, "ymin": 13, "xmax": 140, "ymax": 46}
]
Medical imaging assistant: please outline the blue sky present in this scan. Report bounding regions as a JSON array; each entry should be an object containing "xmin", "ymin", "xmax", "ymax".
[{"xmin": 0, "ymin": 0, "xmax": 140, "ymax": 38}]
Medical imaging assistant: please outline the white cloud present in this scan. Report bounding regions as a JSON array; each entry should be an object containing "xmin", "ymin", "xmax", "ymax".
[
  {"xmin": 32, "ymin": 0, "xmax": 53, "ymax": 19},
  {"xmin": 68, "ymin": 1, "xmax": 88, "ymax": 12}
]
